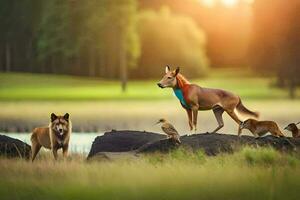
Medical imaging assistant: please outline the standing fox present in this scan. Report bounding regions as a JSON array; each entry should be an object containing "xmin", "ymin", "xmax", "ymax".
[
  {"xmin": 240, "ymin": 119, "xmax": 284, "ymax": 138},
  {"xmin": 31, "ymin": 113, "xmax": 71, "ymax": 161},
  {"xmin": 157, "ymin": 66, "xmax": 259, "ymax": 134}
]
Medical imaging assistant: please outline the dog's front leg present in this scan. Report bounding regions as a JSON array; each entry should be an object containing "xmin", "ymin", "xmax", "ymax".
[
  {"xmin": 52, "ymin": 147, "xmax": 58, "ymax": 160},
  {"xmin": 62, "ymin": 144, "xmax": 69, "ymax": 158}
]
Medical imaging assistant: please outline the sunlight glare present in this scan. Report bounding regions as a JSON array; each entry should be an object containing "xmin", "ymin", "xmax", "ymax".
[
  {"xmin": 200, "ymin": 0, "xmax": 217, "ymax": 8},
  {"xmin": 200, "ymin": 0, "xmax": 255, "ymax": 8},
  {"xmin": 221, "ymin": 0, "xmax": 239, "ymax": 7},
  {"xmin": 243, "ymin": 0, "xmax": 255, "ymax": 5}
]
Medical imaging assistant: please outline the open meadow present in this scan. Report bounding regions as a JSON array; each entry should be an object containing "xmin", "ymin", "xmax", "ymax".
[
  {"xmin": 0, "ymin": 69, "xmax": 298, "ymax": 101},
  {"xmin": 0, "ymin": 147, "xmax": 300, "ymax": 200},
  {"xmin": 0, "ymin": 69, "xmax": 299, "ymax": 134},
  {"xmin": 1, "ymin": 1, "xmax": 300, "ymax": 199},
  {"xmin": 1, "ymin": 69, "xmax": 300, "ymax": 200}
]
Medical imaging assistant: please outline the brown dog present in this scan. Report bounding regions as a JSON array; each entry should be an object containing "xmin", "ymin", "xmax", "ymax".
[
  {"xmin": 240, "ymin": 119, "xmax": 284, "ymax": 138},
  {"xmin": 31, "ymin": 113, "xmax": 71, "ymax": 161}
]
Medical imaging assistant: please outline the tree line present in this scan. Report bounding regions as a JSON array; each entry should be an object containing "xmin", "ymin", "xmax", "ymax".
[
  {"xmin": 250, "ymin": 0, "xmax": 300, "ymax": 98},
  {"xmin": 0, "ymin": 0, "xmax": 299, "ymax": 96},
  {"xmin": 0, "ymin": 0, "xmax": 209, "ymax": 91},
  {"xmin": 0, "ymin": 0, "xmax": 141, "ymax": 90}
]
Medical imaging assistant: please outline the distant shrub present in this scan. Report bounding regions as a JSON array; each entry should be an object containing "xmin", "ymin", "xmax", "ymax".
[
  {"xmin": 241, "ymin": 147, "xmax": 280, "ymax": 166},
  {"xmin": 286, "ymin": 154, "xmax": 300, "ymax": 167},
  {"xmin": 146, "ymin": 153, "xmax": 165, "ymax": 165},
  {"xmin": 145, "ymin": 147, "xmax": 206, "ymax": 165},
  {"xmin": 169, "ymin": 147, "xmax": 191, "ymax": 160},
  {"xmin": 194, "ymin": 149, "xmax": 206, "ymax": 162},
  {"xmin": 133, "ymin": 7, "xmax": 209, "ymax": 79},
  {"xmin": 145, "ymin": 146, "xmax": 299, "ymax": 168},
  {"xmin": 170, "ymin": 148, "xmax": 206, "ymax": 163}
]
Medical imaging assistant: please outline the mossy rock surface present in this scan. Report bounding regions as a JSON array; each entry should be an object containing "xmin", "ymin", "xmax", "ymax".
[
  {"xmin": 88, "ymin": 131, "xmax": 300, "ymax": 159},
  {"xmin": 0, "ymin": 134, "xmax": 31, "ymax": 159}
]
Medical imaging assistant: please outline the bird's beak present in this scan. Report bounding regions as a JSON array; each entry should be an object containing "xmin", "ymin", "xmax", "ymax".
[
  {"xmin": 154, "ymin": 121, "xmax": 160, "ymax": 125},
  {"xmin": 284, "ymin": 127, "xmax": 287, "ymax": 130}
]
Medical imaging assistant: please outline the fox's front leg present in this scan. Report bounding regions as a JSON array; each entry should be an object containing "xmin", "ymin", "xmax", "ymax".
[
  {"xmin": 238, "ymin": 126, "xmax": 242, "ymax": 137},
  {"xmin": 185, "ymin": 109, "xmax": 193, "ymax": 132},
  {"xmin": 191, "ymin": 105, "xmax": 199, "ymax": 133}
]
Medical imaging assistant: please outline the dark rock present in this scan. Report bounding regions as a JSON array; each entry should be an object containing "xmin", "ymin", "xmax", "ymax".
[
  {"xmin": 87, "ymin": 130, "xmax": 164, "ymax": 158},
  {"xmin": 88, "ymin": 131, "xmax": 300, "ymax": 159},
  {"xmin": 87, "ymin": 152, "xmax": 139, "ymax": 162},
  {"xmin": 137, "ymin": 138, "xmax": 179, "ymax": 153},
  {"xmin": 139, "ymin": 133, "xmax": 299, "ymax": 155},
  {"xmin": 0, "ymin": 134, "xmax": 31, "ymax": 159}
]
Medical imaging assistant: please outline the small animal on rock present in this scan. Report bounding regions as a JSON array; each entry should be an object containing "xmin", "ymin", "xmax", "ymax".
[
  {"xmin": 284, "ymin": 122, "xmax": 300, "ymax": 138},
  {"xmin": 240, "ymin": 119, "xmax": 284, "ymax": 138},
  {"xmin": 156, "ymin": 118, "xmax": 181, "ymax": 144}
]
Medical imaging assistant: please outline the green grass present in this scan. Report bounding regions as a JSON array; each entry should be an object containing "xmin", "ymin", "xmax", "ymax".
[
  {"xmin": 0, "ymin": 147, "xmax": 299, "ymax": 200},
  {"xmin": 0, "ymin": 73, "xmax": 169, "ymax": 101},
  {"xmin": 0, "ymin": 69, "xmax": 298, "ymax": 101}
]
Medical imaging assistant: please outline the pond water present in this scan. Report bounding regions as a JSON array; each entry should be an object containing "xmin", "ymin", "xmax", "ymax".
[{"xmin": 1, "ymin": 133, "xmax": 103, "ymax": 154}]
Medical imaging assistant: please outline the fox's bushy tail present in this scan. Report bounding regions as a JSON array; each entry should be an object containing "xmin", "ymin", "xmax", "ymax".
[{"xmin": 236, "ymin": 98, "xmax": 259, "ymax": 119}]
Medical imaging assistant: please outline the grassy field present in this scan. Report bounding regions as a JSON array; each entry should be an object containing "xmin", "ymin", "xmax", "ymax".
[
  {"xmin": 0, "ymin": 69, "xmax": 299, "ymax": 133},
  {"xmin": 1, "ymin": 99, "xmax": 300, "ymax": 134},
  {"xmin": 1, "ymin": 70, "xmax": 300, "ymax": 199},
  {"xmin": 0, "ymin": 69, "xmax": 298, "ymax": 101},
  {"xmin": 0, "ymin": 147, "xmax": 300, "ymax": 200}
]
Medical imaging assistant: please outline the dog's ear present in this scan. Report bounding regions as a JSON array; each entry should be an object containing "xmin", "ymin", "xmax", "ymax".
[
  {"xmin": 165, "ymin": 65, "xmax": 170, "ymax": 74},
  {"xmin": 174, "ymin": 67, "xmax": 180, "ymax": 76},
  {"xmin": 51, "ymin": 113, "xmax": 58, "ymax": 122},
  {"xmin": 64, "ymin": 113, "xmax": 69, "ymax": 122}
]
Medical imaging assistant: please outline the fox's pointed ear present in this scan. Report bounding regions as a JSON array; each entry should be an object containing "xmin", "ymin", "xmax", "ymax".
[
  {"xmin": 51, "ymin": 113, "xmax": 58, "ymax": 122},
  {"xmin": 165, "ymin": 65, "xmax": 170, "ymax": 73},
  {"xmin": 64, "ymin": 113, "xmax": 69, "ymax": 122},
  {"xmin": 174, "ymin": 67, "xmax": 180, "ymax": 76}
]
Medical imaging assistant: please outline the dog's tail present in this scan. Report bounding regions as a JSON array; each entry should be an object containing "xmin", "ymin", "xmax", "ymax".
[{"xmin": 236, "ymin": 98, "xmax": 259, "ymax": 119}]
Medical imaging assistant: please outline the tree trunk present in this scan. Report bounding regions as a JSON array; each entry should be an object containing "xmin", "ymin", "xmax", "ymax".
[
  {"xmin": 0, "ymin": 44, "xmax": 3, "ymax": 71},
  {"xmin": 5, "ymin": 42, "xmax": 11, "ymax": 72},
  {"xmin": 99, "ymin": 51, "xmax": 104, "ymax": 77},
  {"xmin": 89, "ymin": 47, "xmax": 96, "ymax": 77},
  {"xmin": 27, "ymin": 39, "xmax": 33, "ymax": 72},
  {"xmin": 50, "ymin": 55, "xmax": 55, "ymax": 74},
  {"xmin": 120, "ymin": 40, "xmax": 127, "ymax": 92},
  {"xmin": 74, "ymin": 47, "xmax": 81, "ymax": 75},
  {"xmin": 61, "ymin": 54, "xmax": 67, "ymax": 74},
  {"xmin": 41, "ymin": 57, "xmax": 47, "ymax": 73},
  {"xmin": 119, "ymin": 22, "xmax": 128, "ymax": 92},
  {"xmin": 289, "ymin": 80, "xmax": 296, "ymax": 99}
]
